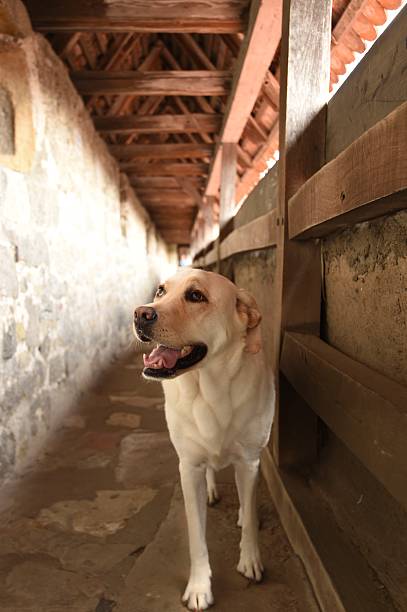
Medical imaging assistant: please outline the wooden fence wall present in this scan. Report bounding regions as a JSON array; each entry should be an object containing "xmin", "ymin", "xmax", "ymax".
[{"xmin": 194, "ymin": 3, "xmax": 407, "ymax": 611}]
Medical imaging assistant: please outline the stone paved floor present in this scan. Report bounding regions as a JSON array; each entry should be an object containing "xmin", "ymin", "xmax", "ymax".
[{"xmin": 0, "ymin": 353, "xmax": 320, "ymax": 612}]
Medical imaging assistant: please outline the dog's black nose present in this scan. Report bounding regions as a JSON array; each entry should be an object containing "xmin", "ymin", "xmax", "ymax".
[{"xmin": 134, "ymin": 306, "xmax": 158, "ymax": 324}]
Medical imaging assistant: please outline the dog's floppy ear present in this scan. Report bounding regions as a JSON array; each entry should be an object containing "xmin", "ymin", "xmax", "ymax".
[{"xmin": 236, "ymin": 288, "xmax": 262, "ymax": 354}]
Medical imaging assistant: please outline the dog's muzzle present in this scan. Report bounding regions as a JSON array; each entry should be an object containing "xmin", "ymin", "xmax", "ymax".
[{"xmin": 134, "ymin": 306, "xmax": 157, "ymax": 342}]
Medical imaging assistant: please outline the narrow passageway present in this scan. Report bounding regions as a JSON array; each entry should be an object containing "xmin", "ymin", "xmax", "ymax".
[{"xmin": 0, "ymin": 352, "xmax": 319, "ymax": 612}]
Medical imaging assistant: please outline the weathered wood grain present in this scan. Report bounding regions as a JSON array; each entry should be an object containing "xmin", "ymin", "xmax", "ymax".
[
  {"xmin": 272, "ymin": 0, "xmax": 332, "ymax": 466},
  {"xmin": 24, "ymin": 0, "xmax": 250, "ymax": 32},
  {"xmin": 327, "ymin": 7, "xmax": 407, "ymax": 160},
  {"xmin": 93, "ymin": 113, "xmax": 222, "ymax": 134},
  {"xmin": 261, "ymin": 449, "xmax": 394, "ymax": 612},
  {"xmin": 219, "ymin": 143, "xmax": 237, "ymax": 228},
  {"xmin": 120, "ymin": 162, "xmax": 209, "ymax": 176},
  {"xmin": 110, "ymin": 143, "xmax": 213, "ymax": 160},
  {"xmin": 281, "ymin": 332, "xmax": 407, "ymax": 511},
  {"xmin": 288, "ymin": 101, "xmax": 407, "ymax": 239},
  {"xmin": 73, "ymin": 71, "xmax": 232, "ymax": 96},
  {"xmin": 219, "ymin": 209, "xmax": 277, "ymax": 259},
  {"xmin": 205, "ymin": 0, "xmax": 282, "ymax": 196}
]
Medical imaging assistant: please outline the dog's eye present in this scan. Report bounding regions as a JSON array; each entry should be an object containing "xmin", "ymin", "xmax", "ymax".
[
  {"xmin": 155, "ymin": 285, "xmax": 166, "ymax": 298},
  {"xmin": 185, "ymin": 289, "xmax": 207, "ymax": 303}
]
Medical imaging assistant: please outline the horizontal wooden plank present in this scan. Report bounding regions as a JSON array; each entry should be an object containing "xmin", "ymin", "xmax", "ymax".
[
  {"xmin": 261, "ymin": 449, "xmax": 393, "ymax": 612},
  {"xmin": 130, "ymin": 176, "xmax": 205, "ymax": 189},
  {"xmin": 288, "ymin": 101, "xmax": 407, "ymax": 239},
  {"xmin": 120, "ymin": 162, "xmax": 209, "ymax": 176},
  {"xmin": 93, "ymin": 113, "xmax": 222, "ymax": 135},
  {"xmin": 219, "ymin": 209, "xmax": 277, "ymax": 259},
  {"xmin": 24, "ymin": 0, "xmax": 250, "ymax": 33},
  {"xmin": 280, "ymin": 332, "xmax": 407, "ymax": 511},
  {"xmin": 161, "ymin": 234, "xmax": 191, "ymax": 245},
  {"xmin": 136, "ymin": 190, "xmax": 195, "ymax": 205},
  {"xmin": 111, "ymin": 143, "xmax": 214, "ymax": 160},
  {"xmin": 327, "ymin": 7, "xmax": 407, "ymax": 161},
  {"xmin": 73, "ymin": 71, "xmax": 232, "ymax": 96}
]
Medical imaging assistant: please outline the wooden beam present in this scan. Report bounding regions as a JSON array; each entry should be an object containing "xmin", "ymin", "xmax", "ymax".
[
  {"xmin": 130, "ymin": 176, "xmax": 204, "ymax": 189},
  {"xmin": 281, "ymin": 332, "xmax": 407, "ymax": 511},
  {"xmin": 24, "ymin": 0, "xmax": 250, "ymax": 33},
  {"xmin": 327, "ymin": 7, "xmax": 407, "ymax": 161},
  {"xmin": 120, "ymin": 162, "xmax": 209, "ymax": 176},
  {"xmin": 222, "ymin": 0, "xmax": 282, "ymax": 142},
  {"xmin": 135, "ymin": 190, "xmax": 195, "ymax": 205},
  {"xmin": 272, "ymin": 0, "xmax": 332, "ymax": 467},
  {"xmin": 73, "ymin": 70, "xmax": 232, "ymax": 96},
  {"xmin": 219, "ymin": 209, "xmax": 277, "ymax": 259},
  {"xmin": 110, "ymin": 143, "xmax": 213, "ymax": 160},
  {"xmin": 289, "ymin": 101, "xmax": 407, "ymax": 239},
  {"xmin": 161, "ymin": 233, "xmax": 191, "ymax": 245},
  {"xmin": 205, "ymin": 0, "xmax": 283, "ymax": 196},
  {"xmin": 93, "ymin": 113, "xmax": 222, "ymax": 135},
  {"xmin": 219, "ymin": 143, "xmax": 237, "ymax": 227},
  {"xmin": 261, "ymin": 450, "xmax": 393, "ymax": 612}
]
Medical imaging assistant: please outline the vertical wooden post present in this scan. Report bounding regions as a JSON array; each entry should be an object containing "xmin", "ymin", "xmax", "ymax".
[
  {"xmin": 272, "ymin": 0, "xmax": 332, "ymax": 466},
  {"xmin": 219, "ymin": 142, "xmax": 237, "ymax": 228},
  {"xmin": 203, "ymin": 195, "xmax": 215, "ymax": 240}
]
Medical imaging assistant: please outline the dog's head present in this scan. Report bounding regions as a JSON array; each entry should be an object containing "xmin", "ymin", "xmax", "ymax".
[{"xmin": 133, "ymin": 268, "xmax": 262, "ymax": 380}]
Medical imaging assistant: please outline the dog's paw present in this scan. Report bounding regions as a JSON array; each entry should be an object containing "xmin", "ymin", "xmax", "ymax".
[
  {"xmin": 237, "ymin": 507, "xmax": 243, "ymax": 527},
  {"xmin": 182, "ymin": 581, "xmax": 214, "ymax": 610},
  {"xmin": 207, "ymin": 486, "xmax": 220, "ymax": 507},
  {"xmin": 237, "ymin": 548, "xmax": 264, "ymax": 582}
]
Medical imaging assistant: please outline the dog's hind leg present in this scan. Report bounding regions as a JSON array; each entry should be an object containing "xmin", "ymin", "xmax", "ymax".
[
  {"xmin": 206, "ymin": 466, "xmax": 220, "ymax": 506},
  {"xmin": 234, "ymin": 459, "xmax": 263, "ymax": 582},
  {"xmin": 180, "ymin": 461, "xmax": 214, "ymax": 610}
]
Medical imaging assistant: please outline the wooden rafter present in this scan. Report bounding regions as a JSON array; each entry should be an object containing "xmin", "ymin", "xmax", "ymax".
[
  {"xmin": 24, "ymin": 0, "xmax": 251, "ymax": 33},
  {"xmin": 73, "ymin": 70, "xmax": 232, "ymax": 96},
  {"xmin": 119, "ymin": 162, "xmax": 209, "ymax": 176},
  {"xmin": 93, "ymin": 113, "xmax": 222, "ymax": 135},
  {"xmin": 109, "ymin": 143, "xmax": 213, "ymax": 160},
  {"xmin": 205, "ymin": 0, "xmax": 283, "ymax": 197}
]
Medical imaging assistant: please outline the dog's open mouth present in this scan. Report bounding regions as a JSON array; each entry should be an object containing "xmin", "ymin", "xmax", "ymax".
[{"xmin": 142, "ymin": 343, "xmax": 207, "ymax": 379}]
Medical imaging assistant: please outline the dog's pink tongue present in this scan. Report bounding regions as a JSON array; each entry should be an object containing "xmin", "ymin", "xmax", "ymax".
[{"xmin": 143, "ymin": 345, "xmax": 181, "ymax": 369}]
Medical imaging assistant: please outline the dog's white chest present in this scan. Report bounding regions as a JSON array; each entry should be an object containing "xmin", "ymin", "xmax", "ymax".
[{"xmin": 162, "ymin": 362, "xmax": 271, "ymax": 469}]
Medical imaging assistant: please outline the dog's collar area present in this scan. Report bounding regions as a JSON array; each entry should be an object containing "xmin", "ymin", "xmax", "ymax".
[{"xmin": 142, "ymin": 343, "xmax": 207, "ymax": 379}]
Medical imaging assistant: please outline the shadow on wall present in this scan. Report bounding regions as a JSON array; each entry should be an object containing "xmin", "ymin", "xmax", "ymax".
[{"xmin": 0, "ymin": 28, "xmax": 177, "ymax": 482}]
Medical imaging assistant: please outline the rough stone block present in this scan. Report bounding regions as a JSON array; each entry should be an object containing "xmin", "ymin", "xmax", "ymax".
[
  {"xmin": 39, "ymin": 335, "xmax": 51, "ymax": 359},
  {"xmin": 0, "ymin": 244, "xmax": 18, "ymax": 298},
  {"xmin": 2, "ymin": 317, "xmax": 16, "ymax": 359},
  {"xmin": 25, "ymin": 297, "xmax": 40, "ymax": 349},
  {"xmin": 27, "ymin": 182, "xmax": 59, "ymax": 227},
  {"xmin": 16, "ymin": 232, "xmax": 49, "ymax": 267},
  {"xmin": 0, "ymin": 427, "xmax": 16, "ymax": 479},
  {"xmin": 0, "ymin": 166, "xmax": 6, "ymax": 201},
  {"xmin": 30, "ymin": 391, "xmax": 51, "ymax": 435},
  {"xmin": 0, "ymin": 86, "xmax": 14, "ymax": 154},
  {"xmin": 48, "ymin": 353, "xmax": 66, "ymax": 385}
]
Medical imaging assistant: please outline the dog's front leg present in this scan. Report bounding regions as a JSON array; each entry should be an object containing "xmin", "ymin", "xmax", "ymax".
[
  {"xmin": 235, "ymin": 459, "xmax": 263, "ymax": 582},
  {"xmin": 179, "ymin": 461, "xmax": 213, "ymax": 610}
]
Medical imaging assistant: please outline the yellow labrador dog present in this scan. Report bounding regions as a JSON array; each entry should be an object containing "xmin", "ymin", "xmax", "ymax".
[{"xmin": 133, "ymin": 268, "xmax": 275, "ymax": 610}]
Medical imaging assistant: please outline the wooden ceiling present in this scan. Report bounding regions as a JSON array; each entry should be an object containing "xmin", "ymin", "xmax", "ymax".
[{"xmin": 23, "ymin": 0, "xmax": 398, "ymax": 246}]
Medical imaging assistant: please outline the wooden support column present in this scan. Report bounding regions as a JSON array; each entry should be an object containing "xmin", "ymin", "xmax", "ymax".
[
  {"xmin": 203, "ymin": 196, "xmax": 215, "ymax": 237},
  {"xmin": 219, "ymin": 143, "xmax": 237, "ymax": 228},
  {"xmin": 272, "ymin": 0, "xmax": 332, "ymax": 466}
]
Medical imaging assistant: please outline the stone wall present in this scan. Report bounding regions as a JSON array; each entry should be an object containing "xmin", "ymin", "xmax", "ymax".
[{"xmin": 0, "ymin": 27, "xmax": 176, "ymax": 479}]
